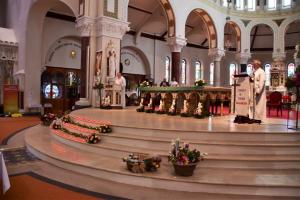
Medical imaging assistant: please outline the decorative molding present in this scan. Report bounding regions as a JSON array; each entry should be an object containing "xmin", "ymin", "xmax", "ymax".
[
  {"xmin": 75, "ymin": 16, "xmax": 95, "ymax": 37},
  {"xmin": 208, "ymin": 48, "xmax": 225, "ymax": 62},
  {"xmin": 273, "ymin": 18, "xmax": 286, "ymax": 26},
  {"xmin": 272, "ymin": 51, "xmax": 286, "ymax": 61},
  {"xmin": 235, "ymin": 52, "xmax": 252, "ymax": 64},
  {"xmin": 95, "ymin": 16, "xmax": 129, "ymax": 39},
  {"xmin": 166, "ymin": 37, "xmax": 187, "ymax": 52},
  {"xmin": 241, "ymin": 19, "xmax": 251, "ymax": 27}
]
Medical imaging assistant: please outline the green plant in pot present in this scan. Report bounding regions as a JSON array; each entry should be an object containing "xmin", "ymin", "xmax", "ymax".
[{"xmin": 168, "ymin": 138, "xmax": 207, "ymax": 176}]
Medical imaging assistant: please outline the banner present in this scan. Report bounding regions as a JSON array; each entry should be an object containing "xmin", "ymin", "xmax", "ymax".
[
  {"xmin": 235, "ymin": 76, "xmax": 250, "ymax": 116},
  {"xmin": 3, "ymin": 85, "xmax": 19, "ymax": 113}
]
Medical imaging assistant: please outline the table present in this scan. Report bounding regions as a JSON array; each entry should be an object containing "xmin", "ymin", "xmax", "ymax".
[{"xmin": 0, "ymin": 152, "xmax": 10, "ymax": 194}]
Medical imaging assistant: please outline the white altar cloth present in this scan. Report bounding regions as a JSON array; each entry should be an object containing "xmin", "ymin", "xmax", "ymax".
[{"xmin": 0, "ymin": 152, "xmax": 10, "ymax": 194}]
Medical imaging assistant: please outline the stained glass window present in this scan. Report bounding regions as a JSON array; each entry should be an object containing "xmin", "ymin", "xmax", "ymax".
[
  {"xmin": 165, "ymin": 56, "xmax": 170, "ymax": 82},
  {"xmin": 181, "ymin": 59, "xmax": 186, "ymax": 84},
  {"xmin": 210, "ymin": 63, "xmax": 214, "ymax": 85}
]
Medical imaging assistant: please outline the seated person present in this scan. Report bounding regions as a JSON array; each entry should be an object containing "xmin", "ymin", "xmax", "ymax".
[
  {"xmin": 160, "ymin": 78, "xmax": 170, "ymax": 87},
  {"xmin": 170, "ymin": 77, "xmax": 179, "ymax": 87}
]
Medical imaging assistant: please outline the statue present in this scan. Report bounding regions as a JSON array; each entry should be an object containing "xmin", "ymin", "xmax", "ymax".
[
  {"xmin": 95, "ymin": 51, "xmax": 102, "ymax": 76},
  {"xmin": 169, "ymin": 99, "xmax": 176, "ymax": 114},
  {"xmin": 181, "ymin": 100, "xmax": 188, "ymax": 114},
  {"xmin": 107, "ymin": 40, "xmax": 116, "ymax": 78},
  {"xmin": 294, "ymin": 44, "xmax": 300, "ymax": 60},
  {"xmin": 195, "ymin": 102, "xmax": 203, "ymax": 116},
  {"xmin": 158, "ymin": 100, "xmax": 164, "ymax": 111}
]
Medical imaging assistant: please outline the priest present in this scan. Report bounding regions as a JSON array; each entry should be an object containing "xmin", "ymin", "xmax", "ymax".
[
  {"xmin": 115, "ymin": 72, "xmax": 126, "ymax": 108},
  {"xmin": 251, "ymin": 59, "xmax": 266, "ymax": 122}
]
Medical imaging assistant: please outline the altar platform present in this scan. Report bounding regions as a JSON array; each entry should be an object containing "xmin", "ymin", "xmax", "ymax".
[{"xmin": 23, "ymin": 108, "xmax": 300, "ymax": 200}]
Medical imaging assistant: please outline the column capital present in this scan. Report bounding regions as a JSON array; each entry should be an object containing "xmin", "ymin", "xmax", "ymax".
[
  {"xmin": 167, "ymin": 36, "xmax": 187, "ymax": 52},
  {"xmin": 95, "ymin": 16, "xmax": 130, "ymax": 39},
  {"xmin": 235, "ymin": 52, "xmax": 252, "ymax": 64},
  {"xmin": 272, "ymin": 51, "xmax": 286, "ymax": 62},
  {"xmin": 208, "ymin": 48, "xmax": 225, "ymax": 62},
  {"xmin": 76, "ymin": 16, "xmax": 95, "ymax": 37}
]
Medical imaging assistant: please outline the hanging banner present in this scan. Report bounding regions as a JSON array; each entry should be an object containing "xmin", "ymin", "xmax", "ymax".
[{"xmin": 3, "ymin": 85, "xmax": 19, "ymax": 113}]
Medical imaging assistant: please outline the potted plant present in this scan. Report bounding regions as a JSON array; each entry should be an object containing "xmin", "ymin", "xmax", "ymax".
[
  {"xmin": 41, "ymin": 113, "xmax": 57, "ymax": 126},
  {"xmin": 168, "ymin": 138, "xmax": 207, "ymax": 176}
]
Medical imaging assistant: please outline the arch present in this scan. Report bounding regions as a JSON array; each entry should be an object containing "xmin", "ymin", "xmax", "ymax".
[
  {"xmin": 224, "ymin": 21, "xmax": 241, "ymax": 52},
  {"xmin": 121, "ymin": 46, "xmax": 151, "ymax": 76},
  {"xmin": 159, "ymin": 0, "xmax": 176, "ymax": 37},
  {"xmin": 248, "ymin": 23, "xmax": 275, "ymax": 52},
  {"xmin": 279, "ymin": 15, "xmax": 300, "ymax": 52},
  {"xmin": 186, "ymin": 9, "xmax": 218, "ymax": 49},
  {"xmin": 23, "ymin": 0, "xmax": 78, "ymax": 109}
]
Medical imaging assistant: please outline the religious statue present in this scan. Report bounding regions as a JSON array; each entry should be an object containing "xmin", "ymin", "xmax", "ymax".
[
  {"xmin": 181, "ymin": 100, "xmax": 188, "ymax": 114},
  {"xmin": 95, "ymin": 51, "xmax": 102, "ymax": 77},
  {"xmin": 158, "ymin": 100, "xmax": 164, "ymax": 111},
  {"xmin": 107, "ymin": 40, "xmax": 116, "ymax": 78},
  {"xmin": 169, "ymin": 99, "xmax": 176, "ymax": 114},
  {"xmin": 195, "ymin": 102, "xmax": 203, "ymax": 116}
]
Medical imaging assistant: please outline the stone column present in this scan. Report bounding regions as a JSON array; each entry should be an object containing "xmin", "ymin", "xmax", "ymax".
[
  {"xmin": 75, "ymin": 17, "xmax": 95, "ymax": 107},
  {"xmin": 167, "ymin": 37, "xmax": 187, "ymax": 83},
  {"xmin": 208, "ymin": 48, "xmax": 225, "ymax": 87}
]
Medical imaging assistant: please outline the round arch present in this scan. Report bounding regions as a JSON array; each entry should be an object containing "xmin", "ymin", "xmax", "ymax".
[
  {"xmin": 23, "ymin": 0, "xmax": 78, "ymax": 109},
  {"xmin": 249, "ymin": 23, "xmax": 275, "ymax": 52},
  {"xmin": 224, "ymin": 21, "xmax": 241, "ymax": 52},
  {"xmin": 121, "ymin": 46, "xmax": 151, "ymax": 76},
  {"xmin": 185, "ymin": 9, "xmax": 218, "ymax": 49}
]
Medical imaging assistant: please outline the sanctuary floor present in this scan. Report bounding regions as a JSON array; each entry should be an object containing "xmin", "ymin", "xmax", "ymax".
[{"xmin": 71, "ymin": 107, "xmax": 297, "ymax": 133}]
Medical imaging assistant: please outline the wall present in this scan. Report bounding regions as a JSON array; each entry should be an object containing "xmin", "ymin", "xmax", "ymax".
[
  {"xmin": 120, "ymin": 48, "xmax": 148, "ymax": 75},
  {"xmin": 0, "ymin": 0, "xmax": 7, "ymax": 27},
  {"xmin": 121, "ymin": 34, "xmax": 237, "ymax": 87}
]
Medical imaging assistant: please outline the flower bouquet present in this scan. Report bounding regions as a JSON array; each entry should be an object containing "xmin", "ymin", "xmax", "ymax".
[
  {"xmin": 139, "ymin": 81, "xmax": 150, "ymax": 88},
  {"xmin": 123, "ymin": 153, "xmax": 161, "ymax": 173},
  {"xmin": 86, "ymin": 133, "xmax": 101, "ymax": 144},
  {"xmin": 52, "ymin": 119, "xmax": 62, "ymax": 130},
  {"xmin": 99, "ymin": 125, "xmax": 112, "ymax": 133},
  {"xmin": 41, "ymin": 113, "xmax": 57, "ymax": 126},
  {"xmin": 168, "ymin": 138, "xmax": 207, "ymax": 176},
  {"xmin": 194, "ymin": 79, "xmax": 206, "ymax": 87}
]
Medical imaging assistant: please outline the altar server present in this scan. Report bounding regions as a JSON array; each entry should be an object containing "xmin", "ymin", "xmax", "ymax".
[
  {"xmin": 251, "ymin": 59, "xmax": 266, "ymax": 121},
  {"xmin": 115, "ymin": 72, "xmax": 126, "ymax": 108}
]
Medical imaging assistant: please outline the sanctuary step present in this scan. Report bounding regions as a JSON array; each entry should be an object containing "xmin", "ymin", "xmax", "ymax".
[{"xmin": 25, "ymin": 127, "xmax": 300, "ymax": 199}]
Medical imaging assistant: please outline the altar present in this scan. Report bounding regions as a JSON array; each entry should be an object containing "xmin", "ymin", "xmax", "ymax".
[{"xmin": 138, "ymin": 86, "xmax": 231, "ymax": 116}]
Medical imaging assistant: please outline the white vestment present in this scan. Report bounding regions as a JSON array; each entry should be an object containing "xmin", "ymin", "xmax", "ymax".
[
  {"xmin": 115, "ymin": 76, "xmax": 126, "ymax": 108},
  {"xmin": 250, "ymin": 68, "xmax": 266, "ymax": 121}
]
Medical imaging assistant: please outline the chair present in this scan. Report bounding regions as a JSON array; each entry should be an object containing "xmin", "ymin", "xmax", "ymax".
[{"xmin": 267, "ymin": 91, "xmax": 283, "ymax": 117}]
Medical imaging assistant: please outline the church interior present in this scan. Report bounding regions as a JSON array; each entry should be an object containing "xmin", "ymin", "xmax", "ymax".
[{"xmin": 0, "ymin": 0, "xmax": 300, "ymax": 199}]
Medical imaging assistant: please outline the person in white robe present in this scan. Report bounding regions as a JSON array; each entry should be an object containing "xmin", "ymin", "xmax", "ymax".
[
  {"xmin": 115, "ymin": 72, "xmax": 126, "ymax": 108},
  {"xmin": 251, "ymin": 59, "xmax": 266, "ymax": 121}
]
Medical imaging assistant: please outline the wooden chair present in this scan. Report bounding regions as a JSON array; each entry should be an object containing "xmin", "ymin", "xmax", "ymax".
[{"xmin": 267, "ymin": 91, "xmax": 283, "ymax": 117}]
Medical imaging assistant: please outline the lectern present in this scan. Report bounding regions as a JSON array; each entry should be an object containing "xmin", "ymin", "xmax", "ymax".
[{"xmin": 104, "ymin": 84, "xmax": 122, "ymax": 109}]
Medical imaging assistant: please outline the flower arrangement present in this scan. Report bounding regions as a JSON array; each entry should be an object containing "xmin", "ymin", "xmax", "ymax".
[
  {"xmin": 52, "ymin": 120, "xmax": 62, "ymax": 129},
  {"xmin": 168, "ymin": 139, "xmax": 205, "ymax": 165},
  {"xmin": 139, "ymin": 81, "xmax": 150, "ymax": 88},
  {"xmin": 93, "ymin": 82, "xmax": 104, "ymax": 90},
  {"xmin": 41, "ymin": 113, "xmax": 57, "ymax": 126},
  {"xmin": 86, "ymin": 133, "xmax": 101, "ymax": 144},
  {"xmin": 194, "ymin": 79, "xmax": 206, "ymax": 87},
  {"xmin": 286, "ymin": 65, "xmax": 300, "ymax": 89},
  {"xmin": 123, "ymin": 153, "xmax": 161, "ymax": 173}
]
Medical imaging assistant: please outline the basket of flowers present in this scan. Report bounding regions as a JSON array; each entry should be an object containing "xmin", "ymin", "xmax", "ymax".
[
  {"xmin": 86, "ymin": 133, "xmax": 101, "ymax": 144},
  {"xmin": 168, "ymin": 138, "xmax": 207, "ymax": 176},
  {"xmin": 194, "ymin": 79, "xmax": 206, "ymax": 87},
  {"xmin": 41, "ymin": 113, "xmax": 57, "ymax": 126},
  {"xmin": 99, "ymin": 125, "xmax": 112, "ymax": 133}
]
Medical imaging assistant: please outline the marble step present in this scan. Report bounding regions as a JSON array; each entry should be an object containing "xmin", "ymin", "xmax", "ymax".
[
  {"xmin": 24, "ymin": 128, "xmax": 300, "ymax": 198},
  {"xmin": 100, "ymin": 132, "xmax": 300, "ymax": 155},
  {"xmin": 50, "ymin": 129, "xmax": 300, "ymax": 170}
]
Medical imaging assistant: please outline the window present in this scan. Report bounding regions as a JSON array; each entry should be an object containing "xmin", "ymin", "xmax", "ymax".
[
  {"xmin": 195, "ymin": 61, "xmax": 202, "ymax": 81},
  {"xmin": 236, "ymin": 0, "xmax": 244, "ymax": 10},
  {"xmin": 267, "ymin": 0, "xmax": 277, "ymax": 10},
  {"xmin": 210, "ymin": 62, "xmax": 214, "ymax": 85},
  {"xmin": 287, "ymin": 63, "xmax": 295, "ymax": 77},
  {"xmin": 264, "ymin": 63, "xmax": 271, "ymax": 87},
  {"xmin": 247, "ymin": 64, "xmax": 253, "ymax": 76},
  {"xmin": 247, "ymin": 0, "xmax": 256, "ymax": 11},
  {"xmin": 181, "ymin": 59, "xmax": 186, "ymax": 84},
  {"xmin": 165, "ymin": 56, "xmax": 170, "ymax": 82},
  {"xmin": 282, "ymin": 0, "xmax": 291, "ymax": 8},
  {"xmin": 229, "ymin": 63, "xmax": 237, "ymax": 85}
]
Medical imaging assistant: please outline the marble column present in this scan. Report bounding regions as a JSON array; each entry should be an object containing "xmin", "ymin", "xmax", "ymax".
[
  {"xmin": 167, "ymin": 37, "xmax": 187, "ymax": 83},
  {"xmin": 75, "ymin": 17, "xmax": 95, "ymax": 107},
  {"xmin": 208, "ymin": 48, "xmax": 225, "ymax": 87}
]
